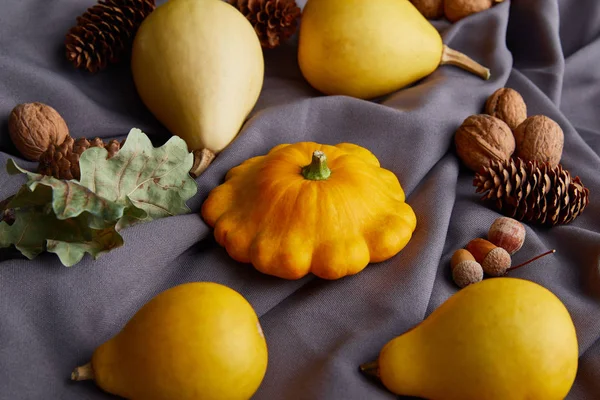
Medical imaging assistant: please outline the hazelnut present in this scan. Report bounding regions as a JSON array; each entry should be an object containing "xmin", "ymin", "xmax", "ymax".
[
  {"xmin": 488, "ymin": 217, "xmax": 525, "ymax": 255},
  {"xmin": 444, "ymin": 0, "xmax": 492, "ymax": 22},
  {"xmin": 454, "ymin": 114, "xmax": 515, "ymax": 172},
  {"xmin": 410, "ymin": 0, "xmax": 444, "ymax": 19},
  {"xmin": 485, "ymin": 88, "xmax": 527, "ymax": 130},
  {"xmin": 465, "ymin": 238, "xmax": 511, "ymax": 276},
  {"xmin": 513, "ymin": 115, "xmax": 564, "ymax": 167},
  {"xmin": 8, "ymin": 102, "xmax": 69, "ymax": 161},
  {"xmin": 451, "ymin": 249, "xmax": 484, "ymax": 288}
]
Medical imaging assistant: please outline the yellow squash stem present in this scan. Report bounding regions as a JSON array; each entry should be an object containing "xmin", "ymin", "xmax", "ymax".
[
  {"xmin": 440, "ymin": 45, "xmax": 491, "ymax": 80},
  {"xmin": 359, "ymin": 360, "xmax": 381, "ymax": 380},
  {"xmin": 302, "ymin": 150, "xmax": 331, "ymax": 180},
  {"xmin": 189, "ymin": 148, "xmax": 216, "ymax": 178},
  {"xmin": 71, "ymin": 362, "xmax": 94, "ymax": 381}
]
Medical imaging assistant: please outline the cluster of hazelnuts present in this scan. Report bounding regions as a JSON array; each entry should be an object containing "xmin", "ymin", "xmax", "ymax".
[{"xmin": 450, "ymin": 216, "xmax": 554, "ymax": 288}]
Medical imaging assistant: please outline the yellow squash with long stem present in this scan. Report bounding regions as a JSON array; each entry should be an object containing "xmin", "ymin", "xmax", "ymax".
[
  {"xmin": 298, "ymin": 0, "xmax": 490, "ymax": 99},
  {"xmin": 201, "ymin": 142, "xmax": 417, "ymax": 280}
]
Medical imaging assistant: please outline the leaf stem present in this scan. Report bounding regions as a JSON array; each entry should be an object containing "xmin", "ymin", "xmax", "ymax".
[{"xmin": 507, "ymin": 249, "xmax": 556, "ymax": 272}]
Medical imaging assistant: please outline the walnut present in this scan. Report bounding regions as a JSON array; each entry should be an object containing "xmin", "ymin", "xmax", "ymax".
[
  {"xmin": 454, "ymin": 114, "xmax": 515, "ymax": 172},
  {"xmin": 513, "ymin": 115, "xmax": 564, "ymax": 167},
  {"xmin": 485, "ymin": 87, "xmax": 527, "ymax": 130},
  {"xmin": 410, "ymin": 0, "xmax": 444, "ymax": 20},
  {"xmin": 444, "ymin": 0, "xmax": 492, "ymax": 22},
  {"xmin": 8, "ymin": 102, "xmax": 69, "ymax": 161}
]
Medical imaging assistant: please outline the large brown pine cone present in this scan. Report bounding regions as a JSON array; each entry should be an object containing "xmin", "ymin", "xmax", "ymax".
[
  {"xmin": 65, "ymin": 0, "xmax": 156, "ymax": 72},
  {"xmin": 229, "ymin": 0, "xmax": 301, "ymax": 49},
  {"xmin": 474, "ymin": 157, "xmax": 590, "ymax": 226},
  {"xmin": 38, "ymin": 136, "xmax": 122, "ymax": 180}
]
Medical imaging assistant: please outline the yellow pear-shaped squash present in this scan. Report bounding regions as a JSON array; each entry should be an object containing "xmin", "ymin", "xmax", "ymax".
[
  {"xmin": 72, "ymin": 282, "xmax": 268, "ymax": 400},
  {"xmin": 298, "ymin": 0, "xmax": 490, "ymax": 99},
  {"xmin": 131, "ymin": 0, "xmax": 264, "ymax": 152},
  {"xmin": 362, "ymin": 278, "xmax": 579, "ymax": 399},
  {"xmin": 201, "ymin": 142, "xmax": 417, "ymax": 280}
]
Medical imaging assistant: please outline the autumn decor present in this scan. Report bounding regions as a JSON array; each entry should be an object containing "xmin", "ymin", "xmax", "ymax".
[
  {"xmin": 0, "ymin": 129, "xmax": 197, "ymax": 266},
  {"xmin": 454, "ymin": 114, "xmax": 515, "ymax": 172},
  {"xmin": 65, "ymin": 0, "xmax": 156, "ymax": 73},
  {"xmin": 228, "ymin": 0, "xmax": 301, "ymax": 49},
  {"xmin": 410, "ymin": 0, "xmax": 505, "ymax": 22},
  {"xmin": 298, "ymin": 0, "xmax": 491, "ymax": 100},
  {"xmin": 484, "ymin": 87, "xmax": 527, "ymax": 130},
  {"xmin": 487, "ymin": 216, "xmax": 526, "ymax": 255},
  {"xmin": 450, "ymin": 249, "xmax": 484, "ymax": 288},
  {"xmin": 410, "ymin": 0, "xmax": 444, "ymax": 20},
  {"xmin": 201, "ymin": 142, "xmax": 417, "ymax": 280},
  {"xmin": 444, "ymin": 0, "xmax": 504, "ymax": 22},
  {"xmin": 474, "ymin": 158, "xmax": 589, "ymax": 226},
  {"xmin": 38, "ymin": 136, "xmax": 122, "ymax": 180},
  {"xmin": 131, "ymin": 0, "xmax": 264, "ymax": 154},
  {"xmin": 513, "ymin": 115, "xmax": 564, "ymax": 167},
  {"xmin": 8, "ymin": 103, "xmax": 69, "ymax": 161},
  {"xmin": 455, "ymin": 88, "xmax": 579, "ymax": 224},
  {"xmin": 449, "ymin": 217, "xmax": 554, "ymax": 288}
]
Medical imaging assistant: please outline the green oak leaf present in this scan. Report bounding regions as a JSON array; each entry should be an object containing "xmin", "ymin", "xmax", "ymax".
[
  {"xmin": 47, "ymin": 226, "xmax": 124, "ymax": 267},
  {"xmin": 0, "ymin": 204, "xmax": 102, "ymax": 260},
  {"xmin": 2, "ymin": 128, "xmax": 196, "ymax": 267},
  {"xmin": 7, "ymin": 160, "xmax": 126, "ymax": 223},
  {"xmin": 0, "ymin": 175, "xmax": 125, "ymax": 265},
  {"xmin": 78, "ymin": 128, "xmax": 197, "ymax": 229}
]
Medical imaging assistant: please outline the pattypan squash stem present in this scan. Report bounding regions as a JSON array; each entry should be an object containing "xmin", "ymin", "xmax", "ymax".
[{"xmin": 302, "ymin": 151, "xmax": 331, "ymax": 180}]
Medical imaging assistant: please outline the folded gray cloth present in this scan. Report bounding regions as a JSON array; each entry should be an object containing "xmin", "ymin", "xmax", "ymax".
[{"xmin": 1, "ymin": 0, "xmax": 598, "ymax": 398}]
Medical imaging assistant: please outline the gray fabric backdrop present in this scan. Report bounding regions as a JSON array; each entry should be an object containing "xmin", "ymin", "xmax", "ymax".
[{"xmin": 1, "ymin": 0, "xmax": 599, "ymax": 399}]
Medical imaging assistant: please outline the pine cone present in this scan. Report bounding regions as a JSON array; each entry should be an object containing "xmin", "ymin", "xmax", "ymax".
[
  {"xmin": 474, "ymin": 158, "xmax": 590, "ymax": 226},
  {"xmin": 38, "ymin": 136, "xmax": 123, "ymax": 180},
  {"xmin": 229, "ymin": 0, "xmax": 301, "ymax": 49},
  {"xmin": 65, "ymin": 0, "xmax": 156, "ymax": 73}
]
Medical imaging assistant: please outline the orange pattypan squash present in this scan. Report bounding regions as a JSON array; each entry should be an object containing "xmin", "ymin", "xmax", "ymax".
[{"xmin": 201, "ymin": 142, "xmax": 417, "ymax": 280}]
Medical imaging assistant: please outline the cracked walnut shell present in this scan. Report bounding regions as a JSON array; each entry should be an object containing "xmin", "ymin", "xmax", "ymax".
[
  {"xmin": 485, "ymin": 87, "xmax": 527, "ymax": 130},
  {"xmin": 513, "ymin": 115, "xmax": 564, "ymax": 167},
  {"xmin": 455, "ymin": 114, "xmax": 515, "ymax": 172},
  {"xmin": 8, "ymin": 102, "xmax": 69, "ymax": 161}
]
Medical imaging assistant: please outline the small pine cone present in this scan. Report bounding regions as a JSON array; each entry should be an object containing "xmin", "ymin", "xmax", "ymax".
[
  {"xmin": 473, "ymin": 158, "xmax": 590, "ymax": 226},
  {"xmin": 65, "ymin": 0, "xmax": 156, "ymax": 73},
  {"xmin": 229, "ymin": 0, "xmax": 301, "ymax": 49},
  {"xmin": 38, "ymin": 136, "xmax": 121, "ymax": 180}
]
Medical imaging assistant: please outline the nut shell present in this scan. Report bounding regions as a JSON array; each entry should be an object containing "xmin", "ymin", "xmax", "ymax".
[
  {"xmin": 410, "ymin": 0, "xmax": 444, "ymax": 19},
  {"xmin": 454, "ymin": 114, "xmax": 515, "ymax": 172},
  {"xmin": 482, "ymin": 247, "xmax": 512, "ymax": 276},
  {"xmin": 451, "ymin": 249, "xmax": 476, "ymax": 270},
  {"xmin": 452, "ymin": 260, "xmax": 484, "ymax": 288},
  {"xmin": 8, "ymin": 102, "xmax": 69, "ymax": 161},
  {"xmin": 444, "ymin": 0, "xmax": 492, "ymax": 22},
  {"xmin": 488, "ymin": 217, "xmax": 525, "ymax": 255},
  {"xmin": 513, "ymin": 115, "xmax": 564, "ymax": 167},
  {"xmin": 485, "ymin": 88, "xmax": 527, "ymax": 130}
]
